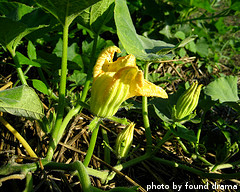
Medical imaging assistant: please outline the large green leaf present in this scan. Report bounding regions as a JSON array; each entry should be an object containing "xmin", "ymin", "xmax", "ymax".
[
  {"xmin": 0, "ymin": 85, "xmax": 44, "ymax": 120},
  {"xmin": 77, "ymin": 0, "xmax": 114, "ymax": 35},
  {"xmin": 114, "ymin": 0, "xmax": 176, "ymax": 61},
  {"xmin": 204, "ymin": 76, "xmax": 239, "ymax": 103},
  {"xmin": 0, "ymin": 2, "xmax": 49, "ymax": 52},
  {"xmin": 35, "ymin": 0, "xmax": 101, "ymax": 26},
  {"xmin": 0, "ymin": 17, "xmax": 47, "ymax": 53},
  {"xmin": 0, "ymin": 2, "xmax": 33, "ymax": 21}
]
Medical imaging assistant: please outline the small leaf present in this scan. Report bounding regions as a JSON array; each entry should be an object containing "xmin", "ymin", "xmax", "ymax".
[
  {"xmin": 171, "ymin": 123, "xmax": 197, "ymax": 143},
  {"xmin": 53, "ymin": 39, "xmax": 81, "ymax": 62},
  {"xmin": 0, "ymin": 85, "xmax": 44, "ymax": 120},
  {"xmin": 152, "ymin": 104, "xmax": 172, "ymax": 123},
  {"xmin": 32, "ymin": 79, "xmax": 48, "ymax": 95},
  {"xmin": 27, "ymin": 41, "xmax": 37, "ymax": 60},
  {"xmin": 68, "ymin": 70, "xmax": 87, "ymax": 86},
  {"xmin": 175, "ymin": 31, "xmax": 185, "ymax": 40},
  {"xmin": 204, "ymin": 76, "xmax": 239, "ymax": 103},
  {"xmin": 196, "ymin": 37, "xmax": 209, "ymax": 57},
  {"xmin": 15, "ymin": 52, "xmax": 41, "ymax": 67},
  {"xmin": 186, "ymin": 41, "xmax": 196, "ymax": 53}
]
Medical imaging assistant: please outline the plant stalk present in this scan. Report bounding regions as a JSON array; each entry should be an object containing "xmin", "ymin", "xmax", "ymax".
[
  {"xmin": 46, "ymin": 20, "xmax": 69, "ymax": 161},
  {"xmin": 101, "ymin": 128, "xmax": 111, "ymax": 165},
  {"xmin": 83, "ymin": 117, "xmax": 101, "ymax": 166},
  {"xmin": 7, "ymin": 47, "xmax": 28, "ymax": 86},
  {"xmin": 142, "ymin": 62, "xmax": 152, "ymax": 153}
]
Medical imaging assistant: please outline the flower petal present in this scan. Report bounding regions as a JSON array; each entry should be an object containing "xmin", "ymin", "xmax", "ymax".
[
  {"xmin": 102, "ymin": 54, "xmax": 136, "ymax": 72},
  {"xmin": 129, "ymin": 70, "xmax": 168, "ymax": 99},
  {"xmin": 93, "ymin": 46, "xmax": 121, "ymax": 79}
]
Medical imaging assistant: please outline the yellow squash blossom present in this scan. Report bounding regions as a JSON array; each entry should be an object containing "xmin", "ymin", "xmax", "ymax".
[{"xmin": 90, "ymin": 46, "xmax": 168, "ymax": 118}]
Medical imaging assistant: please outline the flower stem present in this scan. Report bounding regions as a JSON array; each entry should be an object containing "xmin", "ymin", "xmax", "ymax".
[
  {"xmin": 195, "ymin": 111, "xmax": 206, "ymax": 154},
  {"xmin": 101, "ymin": 128, "xmax": 111, "ymax": 165},
  {"xmin": 176, "ymin": 136, "xmax": 190, "ymax": 154},
  {"xmin": 142, "ymin": 62, "xmax": 152, "ymax": 153},
  {"xmin": 83, "ymin": 118, "xmax": 101, "ymax": 167},
  {"xmin": 7, "ymin": 47, "xmax": 28, "ymax": 86},
  {"xmin": 46, "ymin": 20, "xmax": 69, "ymax": 161},
  {"xmin": 0, "ymin": 116, "xmax": 37, "ymax": 158}
]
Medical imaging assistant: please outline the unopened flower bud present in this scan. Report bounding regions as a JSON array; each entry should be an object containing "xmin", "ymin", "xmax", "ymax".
[
  {"xmin": 115, "ymin": 122, "xmax": 135, "ymax": 159},
  {"xmin": 172, "ymin": 81, "xmax": 203, "ymax": 122}
]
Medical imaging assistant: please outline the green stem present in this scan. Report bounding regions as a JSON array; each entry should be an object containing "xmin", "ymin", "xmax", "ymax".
[
  {"xmin": 210, "ymin": 161, "xmax": 240, "ymax": 171},
  {"xmin": 23, "ymin": 172, "xmax": 33, "ymax": 192},
  {"xmin": 142, "ymin": 62, "xmax": 152, "ymax": 153},
  {"xmin": 101, "ymin": 128, "xmax": 111, "ymax": 165},
  {"xmin": 46, "ymin": 21, "xmax": 69, "ymax": 161},
  {"xmin": 46, "ymin": 34, "xmax": 98, "ymax": 161},
  {"xmin": 152, "ymin": 156, "xmax": 240, "ymax": 179},
  {"xmin": 176, "ymin": 137, "xmax": 190, "ymax": 154},
  {"xmin": 83, "ymin": 118, "xmax": 101, "ymax": 167},
  {"xmin": 71, "ymin": 161, "xmax": 92, "ymax": 192},
  {"xmin": 195, "ymin": 111, "xmax": 206, "ymax": 154},
  {"xmin": 108, "ymin": 130, "xmax": 173, "ymax": 181},
  {"xmin": 107, "ymin": 116, "xmax": 129, "ymax": 125},
  {"xmin": 0, "ymin": 159, "xmax": 109, "ymax": 184},
  {"xmin": 152, "ymin": 129, "xmax": 173, "ymax": 155},
  {"xmin": 7, "ymin": 47, "xmax": 28, "ymax": 86},
  {"xmin": 113, "ymin": 153, "xmax": 151, "ymax": 173},
  {"xmin": 197, "ymin": 155, "xmax": 213, "ymax": 166},
  {"xmin": 14, "ymin": 65, "xmax": 32, "ymax": 87}
]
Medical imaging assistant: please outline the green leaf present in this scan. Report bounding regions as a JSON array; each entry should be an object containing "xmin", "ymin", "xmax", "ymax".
[
  {"xmin": 185, "ymin": 41, "xmax": 196, "ymax": 53},
  {"xmin": 15, "ymin": 52, "xmax": 41, "ymax": 67},
  {"xmin": 171, "ymin": 123, "xmax": 197, "ymax": 143},
  {"xmin": 90, "ymin": 0, "xmax": 114, "ymax": 34},
  {"xmin": 204, "ymin": 76, "xmax": 239, "ymax": 103},
  {"xmin": 27, "ymin": 41, "xmax": 37, "ymax": 60},
  {"xmin": 231, "ymin": 1, "xmax": 240, "ymax": 11},
  {"xmin": 0, "ymin": 17, "xmax": 47, "ymax": 53},
  {"xmin": 114, "ymin": 0, "xmax": 174, "ymax": 61},
  {"xmin": 53, "ymin": 38, "xmax": 81, "ymax": 62},
  {"xmin": 178, "ymin": 48, "xmax": 186, "ymax": 58},
  {"xmin": 0, "ymin": 2, "xmax": 34, "ymax": 21},
  {"xmin": 0, "ymin": 85, "xmax": 44, "ymax": 120},
  {"xmin": 78, "ymin": 0, "xmax": 115, "ymax": 35},
  {"xmin": 151, "ymin": 104, "xmax": 172, "ymax": 123},
  {"xmin": 68, "ymin": 70, "xmax": 87, "ymax": 86},
  {"xmin": 175, "ymin": 31, "xmax": 185, "ymax": 40},
  {"xmin": 32, "ymin": 79, "xmax": 49, "ymax": 95},
  {"xmin": 35, "ymin": 0, "xmax": 101, "ymax": 26},
  {"xmin": 196, "ymin": 37, "xmax": 208, "ymax": 57},
  {"xmin": 191, "ymin": 0, "xmax": 215, "ymax": 13}
]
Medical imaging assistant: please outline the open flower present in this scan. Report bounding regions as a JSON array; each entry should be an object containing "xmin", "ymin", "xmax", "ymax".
[{"xmin": 90, "ymin": 46, "xmax": 168, "ymax": 118}]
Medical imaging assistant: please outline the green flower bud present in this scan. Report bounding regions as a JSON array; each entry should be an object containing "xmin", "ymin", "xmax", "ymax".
[
  {"xmin": 115, "ymin": 122, "xmax": 135, "ymax": 159},
  {"xmin": 173, "ymin": 81, "xmax": 203, "ymax": 122}
]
